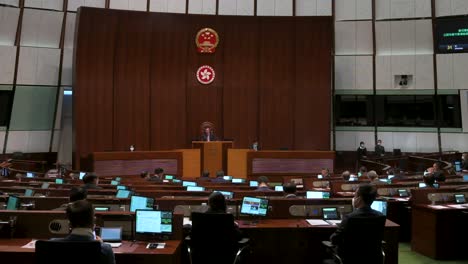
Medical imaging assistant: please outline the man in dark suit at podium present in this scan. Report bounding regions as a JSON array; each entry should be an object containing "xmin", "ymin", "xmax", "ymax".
[{"xmin": 200, "ymin": 127, "xmax": 217, "ymax": 142}]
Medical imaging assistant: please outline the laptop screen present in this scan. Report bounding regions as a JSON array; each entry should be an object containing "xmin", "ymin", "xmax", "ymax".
[
  {"xmin": 110, "ymin": 180, "xmax": 119, "ymax": 185},
  {"xmin": 130, "ymin": 196, "xmax": 154, "ymax": 212},
  {"xmin": 306, "ymin": 191, "xmax": 330, "ymax": 199},
  {"xmin": 55, "ymin": 178, "xmax": 63, "ymax": 184},
  {"xmin": 322, "ymin": 207, "xmax": 339, "ymax": 220},
  {"xmin": 240, "ymin": 197, "xmax": 268, "ymax": 216},
  {"xmin": 79, "ymin": 172, "xmax": 86, "ymax": 180},
  {"xmin": 24, "ymin": 189, "xmax": 35, "ymax": 197},
  {"xmin": 100, "ymin": 227, "xmax": 122, "ymax": 242},
  {"xmin": 116, "ymin": 189, "xmax": 131, "ymax": 198},
  {"xmin": 7, "ymin": 196, "xmax": 19, "ymax": 210},
  {"xmin": 371, "ymin": 200, "xmax": 388, "ymax": 215},
  {"xmin": 165, "ymin": 175, "xmax": 174, "ymax": 180},
  {"xmin": 463, "ymin": 175, "xmax": 468, "ymax": 182},
  {"xmin": 275, "ymin": 186, "xmax": 284, "ymax": 192},
  {"xmin": 249, "ymin": 181, "xmax": 258, "ymax": 187},
  {"xmin": 26, "ymin": 172, "xmax": 34, "ymax": 178},
  {"xmin": 116, "ymin": 185, "xmax": 127, "ymax": 190},
  {"xmin": 223, "ymin": 176, "xmax": 233, "ymax": 181},
  {"xmin": 94, "ymin": 206, "xmax": 110, "ymax": 212},
  {"xmin": 232, "ymin": 178, "xmax": 245, "ymax": 183},
  {"xmin": 398, "ymin": 189, "xmax": 409, "ymax": 197},
  {"xmin": 182, "ymin": 181, "xmax": 197, "ymax": 187},
  {"xmin": 187, "ymin": 186, "xmax": 205, "ymax": 192},
  {"xmin": 454, "ymin": 194, "xmax": 466, "ymax": 204},
  {"xmin": 135, "ymin": 210, "xmax": 173, "ymax": 234},
  {"xmin": 419, "ymin": 182, "xmax": 427, "ymax": 188},
  {"xmin": 454, "ymin": 161, "xmax": 461, "ymax": 172}
]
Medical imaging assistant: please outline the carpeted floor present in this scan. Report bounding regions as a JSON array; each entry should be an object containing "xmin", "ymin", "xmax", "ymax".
[{"xmin": 399, "ymin": 243, "xmax": 468, "ymax": 264}]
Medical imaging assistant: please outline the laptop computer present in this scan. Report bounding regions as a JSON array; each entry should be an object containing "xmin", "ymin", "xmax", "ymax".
[
  {"xmin": 454, "ymin": 194, "xmax": 466, "ymax": 204},
  {"xmin": 398, "ymin": 189, "xmax": 409, "ymax": 197},
  {"xmin": 322, "ymin": 207, "xmax": 341, "ymax": 225},
  {"xmin": 100, "ymin": 227, "xmax": 122, "ymax": 248}
]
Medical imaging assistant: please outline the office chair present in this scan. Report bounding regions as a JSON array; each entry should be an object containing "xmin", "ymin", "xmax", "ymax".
[
  {"xmin": 186, "ymin": 212, "xmax": 250, "ymax": 264},
  {"xmin": 35, "ymin": 240, "xmax": 102, "ymax": 264},
  {"xmin": 322, "ymin": 215, "xmax": 387, "ymax": 264}
]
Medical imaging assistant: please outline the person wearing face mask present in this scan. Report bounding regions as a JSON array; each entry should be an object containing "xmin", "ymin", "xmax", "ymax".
[
  {"xmin": 356, "ymin": 141, "xmax": 367, "ymax": 160},
  {"xmin": 374, "ymin": 139, "xmax": 385, "ymax": 157},
  {"xmin": 329, "ymin": 184, "xmax": 385, "ymax": 259}
]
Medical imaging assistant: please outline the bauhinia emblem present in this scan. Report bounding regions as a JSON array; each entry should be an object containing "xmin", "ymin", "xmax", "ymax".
[
  {"xmin": 196, "ymin": 28, "xmax": 219, "ymax": 53},
  {"xmin": 196, "ymin": 65, "xmax": 215, "ymax": 85}
]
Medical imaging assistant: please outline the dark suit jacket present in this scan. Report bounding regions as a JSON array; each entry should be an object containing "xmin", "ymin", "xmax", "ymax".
[
  {"xmin": 51, "ymin": 233, "xmax": 115, "ymax": 264},
  {"xmin": 357, "ymin": 147, "xmax": 367, "ymax": 160},
  {"xmin": 330, "ymin": 206, "xmax": 384, "ymax": 247},
  {"xmin": 254, "ymin": 186, "xmax": 273, "ymax": 192},
  {"xmin": 211, "ymin": 177, "xmax": 227, "ymax": 183},
  {"xmin": 200, "ymin": 133, "xmax": 218, "ymax": 141},
  {"xmin": 374, "ymin": 145, "xmax": 385, "ymax": 156}
]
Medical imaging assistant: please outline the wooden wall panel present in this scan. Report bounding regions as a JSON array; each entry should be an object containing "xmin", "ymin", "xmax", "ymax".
[
  {"xmin": 258, "ymin": 18, "xmax": 295, "ymax": 150},
  {"xmin": 150, "ymin": 13, "xmax": 189, "ymax": 150},
  {"xmin": 294, "ymin": 18, "xmax": 332, "ymax": 150},
  {"xmin": 74, "ymin": 8, "xmax": 118, "ymax": 168},
  {"xmin": 223, "ymin": 17, "xmax": 259, "ymax": 148},
  {"xmin": 113, "ymin": 11, "xmax": 152, "ymax": 151},
  {"xmin": 186, "ymin": 15, "xmax": 224, "ymax": 141},
  {"xmin": 74, "ymin": 8, "xmax": 332, "ymax": 169}
]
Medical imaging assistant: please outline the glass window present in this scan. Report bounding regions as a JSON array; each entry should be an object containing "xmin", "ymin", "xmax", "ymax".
[
  {"xmin": 375, "ymin": 95, "xmax": 436, "ymax": 127},
  {"xmin": 438, "ymin": 95, "xmax": 462, "ymax": 128},
  {"xmin": 334, "ymin": 95, "xmax": 374, "ymax": 126},
  {"xmin": 9, "ymin": 86, "xmax": 58, "ymax": 130}
]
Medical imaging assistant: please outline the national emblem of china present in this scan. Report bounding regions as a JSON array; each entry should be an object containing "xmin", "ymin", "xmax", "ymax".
[
  {"xmin": 197, "ymin": 65, "xmax": 215, "ymax": 85},
  {"xmin": 196, "ymin": 28, "xmax": 219, "ymax": 53}
]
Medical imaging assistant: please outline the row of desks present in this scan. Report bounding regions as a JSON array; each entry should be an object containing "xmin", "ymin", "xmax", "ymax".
[{"xmin": 0, "ymin": 216, "xmax": 399, "ymax": 264}]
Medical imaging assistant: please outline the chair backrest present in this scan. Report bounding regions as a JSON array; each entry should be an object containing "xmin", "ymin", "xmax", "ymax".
[
  {"xmin": 190, "ymin": 212, "xmax": 238, "ymax": 264},
  {"xmin": 35, "ymin": 240, "xmax": 102, "ymax": 264},
  {"xmin": 340, "ymin": 215, "xmax": 386, "ymax": 264}
]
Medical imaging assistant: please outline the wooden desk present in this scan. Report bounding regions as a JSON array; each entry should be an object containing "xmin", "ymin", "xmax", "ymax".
[
  {"xmin": 192, "ymin": 141, "xmax": 233, "ymax": 176},
  {"xmin": 238, "ymin": 219, "xmax": 399, "ymax": 264},
  {"xmin": 411, "ymin": 204, "xmax": 468, "ymax": 260},
  {"xmin": 90, "ymin": 151, "xmax": 183, "ymax": 177},
  {"xmin": 0, "ymin": 239, "xmax": 181, "ymax": 264},
  {"xmin": 233, "ymin": 150, "xmax": 335, "ymax": 177}
]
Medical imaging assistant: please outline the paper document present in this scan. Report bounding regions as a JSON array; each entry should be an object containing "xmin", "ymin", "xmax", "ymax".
[
  {"xmin": 22, "ymin": 240, "xmax": 37, "ymax": 249},
  {"xmin": 446, "ymin": 204, "xmax": 468, "ymax": 209},
  {"xmin": 326, "ymin": 220, "xmax": 342, "ymax": 226},
  {"xmin": 428, "ymin": 205, "xmax": 448, "ymax": 209},
  {"xmin": 106, "ymin": 242, "xmax": 122, "ymax": 248},
  {"xmin": 306, "ymin": 219, "xmax": 330, "ymax": 226},
  {"xmin": 183, "ymin": 217, "xmax": 192, "ymax": 226}
]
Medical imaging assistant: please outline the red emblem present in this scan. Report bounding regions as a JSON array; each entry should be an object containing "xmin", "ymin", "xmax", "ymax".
[
  {"xmin": 196, "ymin": 65, "xmax": 215, "ymax": 85},
  {"xmin": 196, "ymin": 28, "xmax": 219, "ymax": 53}
]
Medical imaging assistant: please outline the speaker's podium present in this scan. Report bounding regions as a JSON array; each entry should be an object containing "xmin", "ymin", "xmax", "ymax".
[{"xmin": 191, "ymin": 141, "xmax": 233, "ymax": 177}]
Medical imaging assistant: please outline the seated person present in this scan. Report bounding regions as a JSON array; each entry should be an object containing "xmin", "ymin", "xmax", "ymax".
[
  {"xmin": 432, "ymin": 171, "xmax": 446, "ymax": 182},
  {"xmin": 82, "ymin": 173, "xmax": 102, "ymax": 190},
  {"xmin": 329, "ymin": 184, "xmax": 385, "ymax": 257},
  {"xmin": 321, "ymin": 168, "xmax": 331, "ymax": 178},
  {"xmin": 358, "ymin": 166, "xmax": 368, "ymax": 178},
  {"xmin": 52, "ymin": 200, "xmax": 115, "ymax": 264},
  {"xmin": 283, "ymin": 183, "xmax": 297, "ymax": 198},
  {"xmin": 206, "ymin": 191, "xmax": 228, "ymax": 214},
  {"xmin": 422, "ymin": 174, "xmax": 437, "ymax": 188},
  {"xmin": 254, "ymin": 176, "xmax": 273, "ymax": 192},
  {"xmin": 211, "ymin": 171, "xmax": 227, "ymax": 183},
  {"xmin": 198, "ymin": 171, "xmax": 211, "ymax": 182},
  {"xmin": 367, "ymin": 170, "xmax": 384, "ymax": 184},
  {"xmin": 153, "ymin": 167, "xmax": 164, "ymax": 181},
  {"xmin": 426, "ymin": 162, "xmax": 442, "ymax": 174},
  {"xmin": 54, "ymin": 187, "xmax": 88, "ymax": 211},
  {"xmin": 388, "ymin": 167, "xmax": 405, "ymax": 182},
  {"xmin": 200, "ymin": 127, "xmax": 217, "ymax": 142},
  {"xmin": 341, "ymin": 171, "xmax": 351, "ymax": 181}
]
